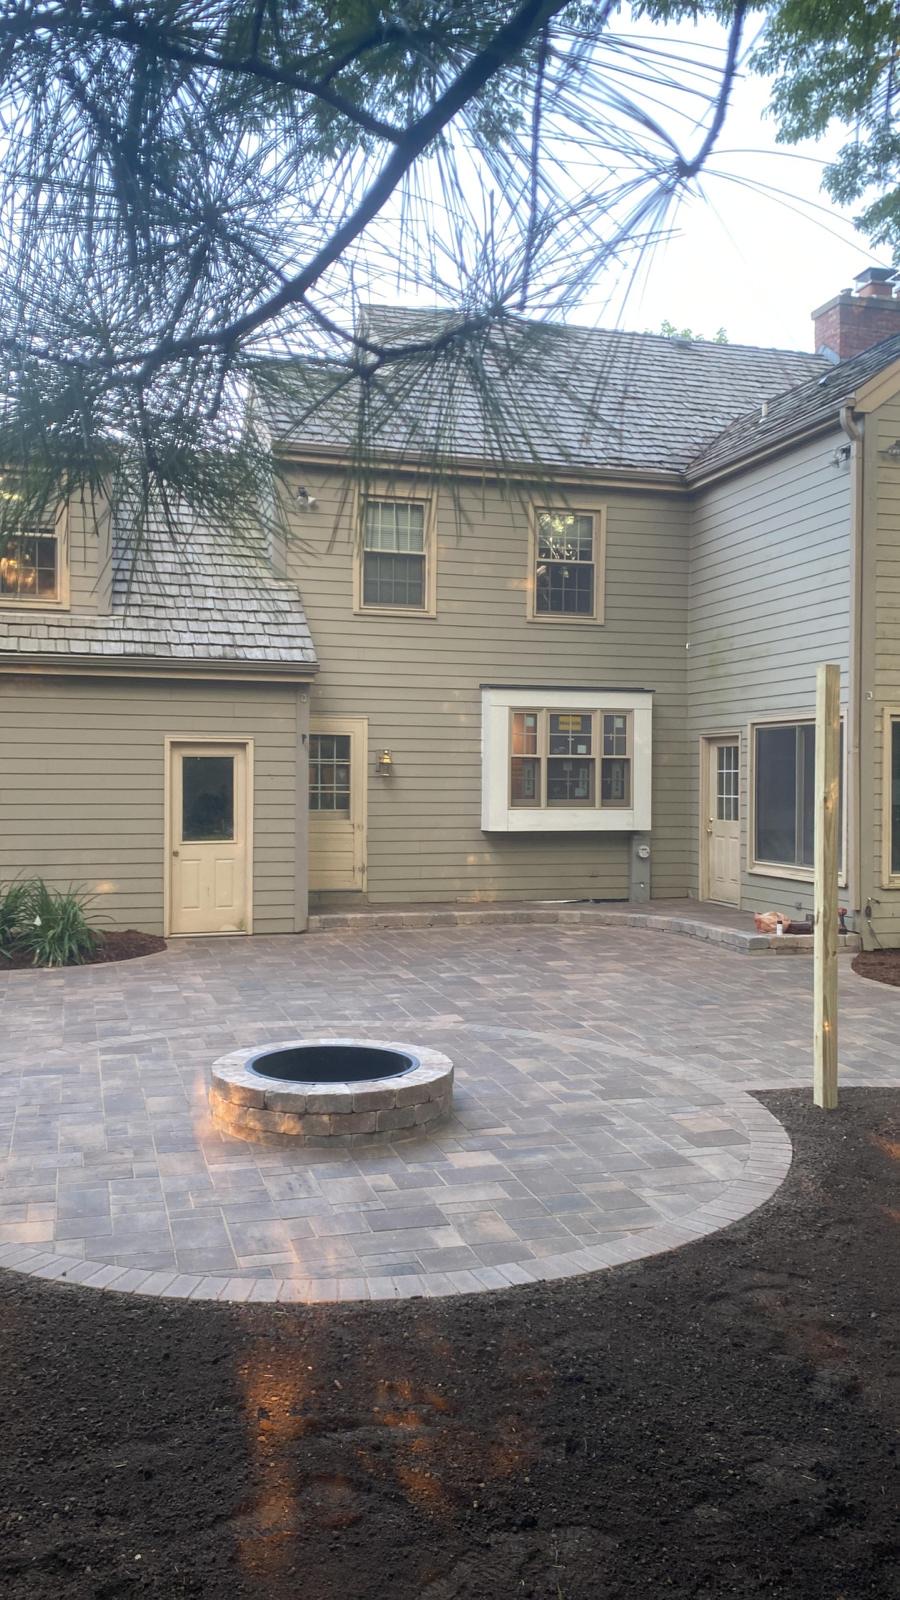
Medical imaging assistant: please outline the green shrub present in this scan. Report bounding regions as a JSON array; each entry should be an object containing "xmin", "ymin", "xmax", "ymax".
[
  {"xmin": 1, "ymin": 879, "xmax": 99, "ymax": 967},
  {"xmin": 0, "ymin": 880, "xmax": 31, "ymax": 961}
]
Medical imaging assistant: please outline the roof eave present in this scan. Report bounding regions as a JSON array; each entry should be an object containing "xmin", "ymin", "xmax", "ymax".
[
  {"xmin": 0, "ymin": 651, "xmax": 319, "ymax": 682},
  {"xmin": 272, "ymin": 440, "xmax": 689, "ymax": 491},
  {"xmin": 851, "ymin": 354, "xmax": 900, "ymax": 414},
  {"xmin": 685, "ymin": 415, "xmax": 847, "ymax": 489}
]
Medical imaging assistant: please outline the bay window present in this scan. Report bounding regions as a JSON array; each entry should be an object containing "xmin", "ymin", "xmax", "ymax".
[{"xmin": 483, "ymin": 688, "xmax": 651, "ymax": 832}]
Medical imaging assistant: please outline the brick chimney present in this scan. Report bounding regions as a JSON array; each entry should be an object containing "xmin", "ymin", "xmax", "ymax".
[{"xmin": 812, "ymin": 268, "xmax": 900, "ymax": 360}]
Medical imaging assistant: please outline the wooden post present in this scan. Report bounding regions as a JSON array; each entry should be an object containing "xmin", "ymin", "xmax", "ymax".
[{"xmin": 814, "ymin": 663, "xmax": 841, "ymax": 1108}]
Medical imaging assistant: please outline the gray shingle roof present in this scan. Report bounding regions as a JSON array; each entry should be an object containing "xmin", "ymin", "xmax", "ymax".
[
  {"xmin": 263, "ymin": 306, "xmax": 828, "ymax": 477},
  {"xmin": 0, "ymin": 506, "xmax": 316, "ymax": 672},
  {"xmin": 686, "ymin": 331, "xmax": 900, "ymax": 479}
]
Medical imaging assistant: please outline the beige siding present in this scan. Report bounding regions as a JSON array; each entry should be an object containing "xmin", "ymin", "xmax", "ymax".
[
  {"xmin": 689, "ymin": 432, "xmax": 851, "ymax": 917},
  {"xmin": 860, "ymin": 392, "xmax": 900, "ymax": 944},
  {"xmin": 283, "ymin": 471, "xmax": 689, "ymax": 905},
  {"xmin": 0, "ymin": 675, "xmax": 305, "ymax": 934},
  {"xmin": 66, "ymin": 489, "xmax": 113, "ymax": 614}
]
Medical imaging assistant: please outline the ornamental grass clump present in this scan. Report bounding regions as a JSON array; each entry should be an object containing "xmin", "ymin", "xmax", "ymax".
[
  {"xmin": 0, "ymin": 880, "xmax": 30, "ymax": 961},
  {"xmin": 0, "ymin": 879, "xmax": 99, "ymax": 967}
]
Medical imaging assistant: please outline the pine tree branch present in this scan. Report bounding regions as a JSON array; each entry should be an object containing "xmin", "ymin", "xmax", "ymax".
[
  {"xmin": 131, "ymin": 0, "xmax": 575, "ymax": 375},
  {"xmin": 675, "ymin": 1, "xmax": 747, "ymax": 180},
  {"xmin": 0, "ymin": 1, "xmax": 404, "ymax": 143}
]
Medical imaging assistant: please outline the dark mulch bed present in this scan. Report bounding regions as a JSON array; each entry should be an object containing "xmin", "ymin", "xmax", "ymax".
[
  {"xmin": 853, "ymin": 950, "xmax": 900, "ymax": 988},
  {"xmin": 0, "ymin": 1090, "xmax": 897, "ymax": 1599},
  {"xmin": 1, "ymin": 929, "xmax": 166, "ymax": 971}
]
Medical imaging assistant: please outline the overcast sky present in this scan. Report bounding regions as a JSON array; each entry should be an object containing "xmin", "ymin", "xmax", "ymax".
[{"xmin": 581, "ymin": 13, "xmax": 891, "ymax": 353}]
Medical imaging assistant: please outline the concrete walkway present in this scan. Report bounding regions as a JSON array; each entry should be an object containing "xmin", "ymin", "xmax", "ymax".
[{"xmin": 0, "ymin": 923, "xmax": 895, "ymax": 1303}]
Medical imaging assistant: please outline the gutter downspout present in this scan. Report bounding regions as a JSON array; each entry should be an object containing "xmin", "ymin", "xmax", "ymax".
[{"xmin": 840, "ymin": 401, "xmax": 863, "ymax": 921}]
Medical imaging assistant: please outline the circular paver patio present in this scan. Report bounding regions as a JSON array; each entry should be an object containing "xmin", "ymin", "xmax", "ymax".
[{"xmin": 0, "ymin": 922, "xmax": 896, "ymax": 1302}]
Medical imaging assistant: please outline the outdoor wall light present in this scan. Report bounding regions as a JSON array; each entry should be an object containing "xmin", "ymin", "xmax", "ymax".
[
  {"xmin": 294, "ymin": 484, "xmax": 318, "ymax": 509},
  {"xmin": 880, "ymin": 439, "xmax": 900, "ymax": 460},
  {"xmin": 376, "ymin": 749, "xmax": 394, "ymax": 776}
]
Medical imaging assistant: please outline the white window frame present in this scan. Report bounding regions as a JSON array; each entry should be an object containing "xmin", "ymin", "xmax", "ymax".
[
  {"xmin": 0, "ymin": 498, "xmax": 69, "ymax": 609},
  {"xmin": 354, "ymin": 489, "xmax": 437, "ymax": 618},
  {"xmin": 482, "ymin": 687, "xmax": 651, "ymax": 832},
  {"xmin": 748, "ymin": 712, "xmax": 847, "ymax": 885},
  {"xmin": 527, "ymin": 505, "xmax": 606, "ymax": 624},
  {"xmin": 881, "ymin": 707, "xmax": 900, "ymax": 889}
]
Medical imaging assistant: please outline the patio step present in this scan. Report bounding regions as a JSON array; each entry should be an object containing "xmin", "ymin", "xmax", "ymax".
[{"xmin": 307, "ymin": 903, "xmax": 861, "ymax": 955}]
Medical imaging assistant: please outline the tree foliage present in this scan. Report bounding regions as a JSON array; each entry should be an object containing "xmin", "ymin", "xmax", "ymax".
[
  {"xmin": 0, "ymin": 1, "xmax": 750, "ymax": 553},
  {"xmin": 754, "ymin": 2, "xmax": 900, "ymax": 261},
  {"xmin": 659, "ymin": 319, "xmax": 728, "ymax": 342},
  {"xmin": 642, "ymin": 2, "xmax": 900, "ymax": 263}
]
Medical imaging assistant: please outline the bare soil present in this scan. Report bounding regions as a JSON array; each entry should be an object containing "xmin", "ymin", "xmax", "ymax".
[
  {"xmin": 0, "ymin": 1089, "xmax": 897, "ymax": 1599},
  {"xmin": 2, "ymin": 929, "xmax": 166, "ymax": 971},
  {"xmin": 853, "ymin": 950, "xmax": 900, "ymax": 988}
]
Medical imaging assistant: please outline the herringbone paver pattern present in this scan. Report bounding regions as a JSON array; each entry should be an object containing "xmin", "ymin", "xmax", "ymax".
[{"xmin": 0, "ymin": 925, "xmax": 896, "ymax": 1301}]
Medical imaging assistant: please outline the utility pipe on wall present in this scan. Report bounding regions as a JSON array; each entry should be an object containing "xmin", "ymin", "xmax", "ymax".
[{"xmin": 839, "ymin": 401, "xmax": 863, "ymax": 923}]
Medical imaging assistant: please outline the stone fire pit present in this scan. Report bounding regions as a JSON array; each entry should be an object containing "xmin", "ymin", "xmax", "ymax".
[{"xmin": 209, "ymin": 1037, "xmax": 453, "ymax": 1146}]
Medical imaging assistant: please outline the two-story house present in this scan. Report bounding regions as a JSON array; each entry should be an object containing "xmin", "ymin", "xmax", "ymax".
[{"xmin": 4, "ymin": 269, "xmax": 900, "ymax": 947}]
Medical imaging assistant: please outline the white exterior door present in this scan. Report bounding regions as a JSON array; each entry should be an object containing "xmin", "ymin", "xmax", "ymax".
[
  {"xmin": 703, "ymin": 738, "xmax": 740, "ymax": 905},
  {"xmin": 168, "ymin": 741, "xmax": 251, "ymax": 934},
  {"xmin": 309, "ymin": 717, "xmax": 367, "ymax": 893}
]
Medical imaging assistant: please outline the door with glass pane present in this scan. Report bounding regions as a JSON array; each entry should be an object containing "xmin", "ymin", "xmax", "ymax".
[
  {"xmin": 167, "ymin": 741, "xmax": 251, "ymax": 934},
  {"xmin": 308, "ymin": 717, "xmax": 367, "ymax": 893},
  {"xmin": 703, "ymin": 737, "xmax": 740, "ymax": 905}
]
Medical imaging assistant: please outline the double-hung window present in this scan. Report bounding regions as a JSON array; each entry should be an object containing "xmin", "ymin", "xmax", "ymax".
[
  {"xmin": 753, "ymin": 720, "xmax": 843, "ymax": 873},
  {"xmin": 0, "ymin": 492, "xmax": 62, "ymax": 604},
  {"xmin": 510, "ymin": 711, "xmax": 540, "ymax": 806},
  {"xmin": 360, "ymin": 497, "xmax": 430, "ymax": 612},
  {"xmin": 510, "ymin": 709, "xmax": 632, "ymax": 811},
  {"xmin": 532, "ymin": 509, "xmax": 601, "ymax": 619},
  {"xmin": 548, "ymin": 712, "xmax": 595, "ymax": 805},
  {"xmin": 601, "ymin": 713, "xmax": 631, "ymax": 805}
]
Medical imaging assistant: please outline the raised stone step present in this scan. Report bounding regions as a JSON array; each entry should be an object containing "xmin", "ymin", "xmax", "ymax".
[{"xmin": 307, "ymin": 903, "xmax": 861, "ymax": 955}]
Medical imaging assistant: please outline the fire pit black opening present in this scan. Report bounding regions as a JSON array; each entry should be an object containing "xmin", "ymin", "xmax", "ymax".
[{"xmin": 249, "ymin": 1043, "xmax": 418, "ymax": 1084}]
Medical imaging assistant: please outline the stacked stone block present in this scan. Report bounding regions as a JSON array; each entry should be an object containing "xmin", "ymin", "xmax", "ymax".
[{"xmin": 209, "ymin": 1038, "xmax": 453, "ymax": 1146}]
